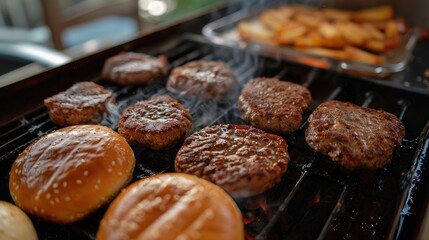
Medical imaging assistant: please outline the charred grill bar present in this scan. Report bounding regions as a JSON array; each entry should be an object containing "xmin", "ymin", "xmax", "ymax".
[{"xmin": 1, "ymin": 4, "xmax": 429, "ymax": 240}]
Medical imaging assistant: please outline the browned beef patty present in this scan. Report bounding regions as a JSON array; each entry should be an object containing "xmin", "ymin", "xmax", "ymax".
[
  {"xmin": 102, "ymin": 52, "xmax": 170, "ymax": 85},
  {"xmin": 166, "ymin": 60, "xmax": 237, "ymax": 100},
  {"xmin": 118, "ymin": 95, "xmax": 192, "ymax": 150},
  {"xmin": 44, "ymin": 81, "xmax": 114, "ymax": 126},
  {"xmin": 175, "ymin": 124, "xmax": 290, "ymax": 198},
  {"xmin": 238, "ymin": 77, "xmax": 312, "ymax": 134},
  {"xmin": 305, "ymin": 100, "xmax": 405, "ymax": 170}
]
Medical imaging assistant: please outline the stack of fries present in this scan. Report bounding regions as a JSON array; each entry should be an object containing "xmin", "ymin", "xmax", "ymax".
[{"xmin": 237, "ymin": 5, "xmax": 408, "ymax": 65}]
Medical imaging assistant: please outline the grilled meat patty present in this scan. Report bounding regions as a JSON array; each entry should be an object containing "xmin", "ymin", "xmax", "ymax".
[
  {"xmin": 175, "ymin": 124, "xmax": 290, "ymax": 198},
  {"xmin": 102, "ymin": 52, "xmax": 170, "ymax": 85},
  {"xmin": 118, "ymin": 95, "xmax": 192, "ymax": 150},
  {"xmin": 44, "ymin": 81, "xmax": 114, "ymax": 126},
  {"xmin": 238, "ymin": 77, "xmax": 312, "ymax": 134},
  {"xmin": 305, "ymin": 100, "xmax": 405, "ymax": 170},
  {"xmin": 167, "ymin": 60, "xmax": 237, "ymax": 100}
]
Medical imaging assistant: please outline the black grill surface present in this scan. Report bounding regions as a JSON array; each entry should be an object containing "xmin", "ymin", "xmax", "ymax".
[{"xmin": 1, "ymin": 35, "xmax": 428, "ymax": 240}]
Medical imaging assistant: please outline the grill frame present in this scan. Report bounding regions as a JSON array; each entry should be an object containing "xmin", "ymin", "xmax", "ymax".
[{"xmin": 1, "ymin": 31, "xmax": 429, "ymax": 240}]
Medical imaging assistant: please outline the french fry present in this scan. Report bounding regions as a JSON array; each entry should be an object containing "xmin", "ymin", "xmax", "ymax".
[
  {"xmin": 352, "ymin": 5, "xmax": 394, "ymax": 22},
  {"xmin": 362, "ymin": 23, "xmax": 385, "ymax": 40},
  {"xmin": 345, "ymin": 46, "xmax": 385, "ymax": 64},
  {"xmin": 335, "ymin": 21, "xmax": 370, "ymax": 46},
  {"xmin": 323, "ymin": 8, "xmax": 353, "ymax": 21}
]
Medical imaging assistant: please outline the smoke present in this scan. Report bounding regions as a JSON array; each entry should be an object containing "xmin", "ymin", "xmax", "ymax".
[{"xmin": 99, "ymin": 43, "xmax": 259, "ymax": 133}]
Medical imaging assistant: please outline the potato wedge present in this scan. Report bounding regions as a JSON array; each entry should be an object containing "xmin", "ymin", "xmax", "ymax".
[
  {"xmin": 362, "ymin": 23, "xmax": 385, "ymax": 40},
  {"xmin": 276, "ymin": 22, "xmax": 307, "ymax": 44},
  {"xmin": 260, "ymin": 7, "xmax": 294, "ymax": 30},
  {"xmin": 352, "ymin": 5, "xmax": 394, "ymax": 22},
  {"xmin": 323, "ymin": 8, "xmax": 353, "ymax": 21},
  {"xmin": 305, "ymin": 48, "xmax": 348, "ymax": 60},
  {"xmin": 363, "ymin": 40, "xmax": 386, "ymax": 53},
  {"xmin": 345, "ymin": 46, "xmax": 385, "ymax": 64},
  {"xmin": 385, "ymin": 20, "xmax": 399, "ymax": 39},
  {"xmin": 237, "ymin": 22, "xmax": 275, "ymax": 45},
  {"xmin": 335, "ymin": 21, "xmax": 370, "ymax": 46}
]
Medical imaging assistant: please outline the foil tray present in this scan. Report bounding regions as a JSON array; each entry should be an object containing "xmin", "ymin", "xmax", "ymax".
[{"xmin": 202, "ymin": 8, "xmax": 420, "ymax": 78}]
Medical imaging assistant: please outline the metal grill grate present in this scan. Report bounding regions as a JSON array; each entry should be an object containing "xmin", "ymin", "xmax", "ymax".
[{"xmin": 0, "ymin": 35, "xmax": 428, "ymax": 240}]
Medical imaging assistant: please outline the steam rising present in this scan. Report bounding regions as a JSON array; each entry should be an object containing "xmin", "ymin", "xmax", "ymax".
[{"xmin": 100, "ymin": 45, "xmax": 259, "ymax": 133}]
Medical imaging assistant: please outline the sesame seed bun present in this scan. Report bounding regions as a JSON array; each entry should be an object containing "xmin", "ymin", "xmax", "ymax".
[
  {"xmin": 97, "ymin": 173, "xmax": 244, "ymax": 240},
  {"xmin": 0, "ymin": 201, "xmax": 38, "ymax": 240},
  {"xmin": 9, "ymin": 125, "xmax": 135, "ymax": 224}
]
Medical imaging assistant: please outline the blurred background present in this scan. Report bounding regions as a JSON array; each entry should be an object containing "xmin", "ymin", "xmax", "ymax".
[
  {"xmin": 0, "ymin": 0, "xmax": 225, "ymax": 86},
  {"xmin": 0, "ymin": 0, "xmax": 426, "ymax": 87}
]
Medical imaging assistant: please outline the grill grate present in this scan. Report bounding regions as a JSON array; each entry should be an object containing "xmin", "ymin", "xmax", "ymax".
[{"xmin": 0, "ymin": 35, "xmax": 428, "ymax": 240}]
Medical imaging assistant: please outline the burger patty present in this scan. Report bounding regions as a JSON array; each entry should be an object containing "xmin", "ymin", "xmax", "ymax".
[
  {"xmin": 238, "ymin": 77, "xmax": 312, "ymax": 134},
  {"xmin": 305, "ymin": 100, "xmax": 405, "ymax": 170},
  {"xmin": 166, "ymin": 60, "xmax": 237, "ymax": 100},
  {"xmin": 118, "ymin": 95, "xmax": 192, "ymax": 150},
  {"xmin": 175, "ymin": 124, "xmax": 290, "ymax": 198},
  {"xmin": 102, "ymin": 52, "xmax": 170, "ymax": 85},
  {"xmin": 44, "ymin": 81, "xmax": 114, "ymax": 126}
]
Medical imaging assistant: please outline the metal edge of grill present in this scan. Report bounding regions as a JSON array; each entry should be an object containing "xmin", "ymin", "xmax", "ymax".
[{"xmin": 0, "ymin": 33, "xmax": 429, "ymax": 240}]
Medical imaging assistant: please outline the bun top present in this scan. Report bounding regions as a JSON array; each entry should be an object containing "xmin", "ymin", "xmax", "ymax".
[
  {"xmin": 97, "ymin": 173, "xmax": 244, "ymax": 240},
  {"xmin": 9, "ymin": 125, "xmax": 135, "ymax": 224},
  {"xmin": 0, "ymin": 201, "xmax": 38, "ymax": 240}
]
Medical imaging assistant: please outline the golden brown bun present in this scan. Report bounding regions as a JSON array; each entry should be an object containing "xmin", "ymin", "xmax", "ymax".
[
  {"xmin": 0, "ymin": 201, "xmax": 38, "ymax": 240},
  {"xmin": 9, "ymin": 125, "xmax": 135, "ymax": 224},
  {"xmin": 97, "ymin": 173, "xmax": 244, "ymax": 240}
]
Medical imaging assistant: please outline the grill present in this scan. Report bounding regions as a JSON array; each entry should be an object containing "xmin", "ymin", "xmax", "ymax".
[{"xmin": 1, "ymin": 26, "xmax": 429, "ymax": 240}]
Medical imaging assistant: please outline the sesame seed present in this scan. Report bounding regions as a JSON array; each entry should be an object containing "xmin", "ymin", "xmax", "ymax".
[
  {"xmin": 112, "ymin": 161, "xmax": 116, "ymax": 166},
  {"xmin": 83, "ymin": 170, "xmax": 89, "ymax": 176},
  {"xmin": 97, "ymin": 178, "xmax": 101, "ymax": 184},
  {"xmin": 76, "ymin": 179, "xmax": 82, "ymax": 184},
  {"xmin": 52, "ymin": 183, "xmax": 58, "ymax": 188},
  {"xmin": 118, "ymin": 172, "xmax": 123, "ymax": 176},
  {"xmin": 94, "ymin": 185, "xmax": 100, "ymax": 190},
  {"xmin": 46, "ymin": 193, "xmax": 51, "ymax": 199},
  {"xmin": 34, "ymin": 207, "xmax": 38, "ymax": 212},
  {"xmin": 54, "ymin": 189, "xmax": 59, "ymax": 194},
  {"xmin": 107, "ymin": 168, "xmax": 113, "ymax": 173},
  {"xmin": 63, "ymin": 182, "xmax": 68, "ymax": 188},
  {"xmin": 41, "ymin": 209, "xmax": 45, "ymax": 214},
  {"xmin": 65, "ymin": 196, "xmax": 71, "ymax": 201},
  {"xmin": 55, "ymin": 198, "xmax": 60, "ymax": 203},
  {"xmin": 49, "ymin": 200, "xmax": 55, "ymax": 205}
]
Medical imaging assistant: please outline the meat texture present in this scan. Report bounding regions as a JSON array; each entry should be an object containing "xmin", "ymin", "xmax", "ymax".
[
  {"xmin": 305, "ymin": 100, "xmax": 405, "ymax": 170},
  {"xmin": 167, "ymin": 60, "xmax": 237, "ymax": 100},
  {"xmin": 118, "ymin": 95, "xmax": 192, "ymax": 150},
  {"xmin": 102, "ymin": 52, "xmax": 170, "ymax": 85},
  {"xmin": 44, "ymin": 81, "xmax": 114, "ymax": 126},
  {"xmin": 175, "ymin": 124, "xmax": 290, "ymax": 198},
  {"xmin": 238, "ymin": 77, "xmax": 312, "ymax": 134}
]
